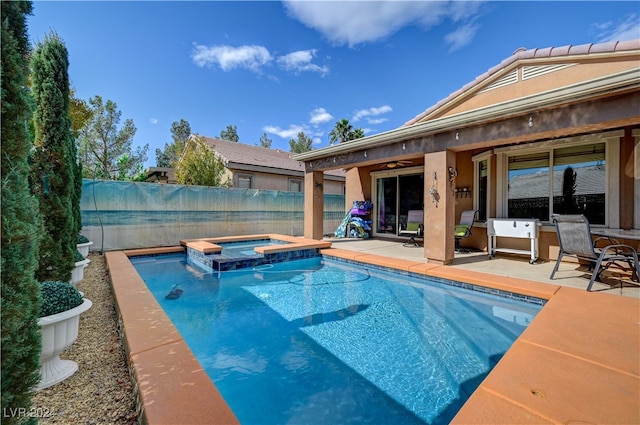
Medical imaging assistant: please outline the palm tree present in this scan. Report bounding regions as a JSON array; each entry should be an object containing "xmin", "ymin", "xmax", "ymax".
[
  {"xmin": 329, "ymin": 119, "xmax": 353, "ymax": 145},
  {"xmin": 350, "ymin": 128, "xmax": 365, "ymax": 139}
]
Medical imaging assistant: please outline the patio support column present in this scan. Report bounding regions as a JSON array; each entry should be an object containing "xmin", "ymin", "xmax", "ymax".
[
  {"xmin": 304, "ymin": 170, "xmax": 324, "ymax": 240},
  {"xmin": 423, "ymin": 150, "xmax": 456, "ymax": 264}
]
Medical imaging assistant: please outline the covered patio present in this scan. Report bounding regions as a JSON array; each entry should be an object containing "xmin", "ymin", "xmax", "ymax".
[{"xmin": 295, "ymin": 40, "xmax": 640, "ymax": 267}]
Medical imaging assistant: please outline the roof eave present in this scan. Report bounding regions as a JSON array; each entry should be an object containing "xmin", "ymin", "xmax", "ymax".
[{"xmin": 293, "ymin": 68, "xmax": 640, "ymax": 162}]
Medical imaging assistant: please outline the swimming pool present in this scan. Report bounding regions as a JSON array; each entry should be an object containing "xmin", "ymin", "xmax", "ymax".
[{"xmin": 131, "ymin": 253, "xmax": 543, "ymax": 424}]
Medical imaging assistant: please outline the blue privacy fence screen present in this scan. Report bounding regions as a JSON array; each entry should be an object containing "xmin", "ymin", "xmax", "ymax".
[{"xmin": 81, "ymin": 179, "xmax": 345, "ymax": 251}]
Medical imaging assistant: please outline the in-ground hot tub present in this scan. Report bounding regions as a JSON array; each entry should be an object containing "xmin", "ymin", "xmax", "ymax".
[{"xmin": 181, "ymin": 234, "xmax": 332, "ymax": 273}]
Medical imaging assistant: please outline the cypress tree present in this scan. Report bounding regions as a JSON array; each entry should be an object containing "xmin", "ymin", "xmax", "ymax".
[
  {"xmin": 30, "ymin": 32, "xmax": 76, "ymax": 282},
  {"xmin": 69, "ymin": 112, "xmax": 82, "ymax": 237},
  {"xmin": 1, "ymin": 1, "xmax": 43, "ymax": 424}
]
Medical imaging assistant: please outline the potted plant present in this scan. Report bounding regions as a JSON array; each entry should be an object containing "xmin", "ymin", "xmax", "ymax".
[
  {"xmin": 76, "ymin": 234, "xmax": 93, "ymax": 258},
  {"xmin": 36, "ymin": 280, "xmax": 92, "ymax": 390},
  {"xmin": 70, "ymin": 250, "xmax": 90, "ymax": 287}
]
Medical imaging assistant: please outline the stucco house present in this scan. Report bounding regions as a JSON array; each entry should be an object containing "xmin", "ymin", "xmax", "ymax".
[
  {"xmin": 294, "ymin": 39, "xmax": 640, "ymax": 265},
  {"xmin": 146, "ymin": 136, "xmax": 346, "ymax": 194}
]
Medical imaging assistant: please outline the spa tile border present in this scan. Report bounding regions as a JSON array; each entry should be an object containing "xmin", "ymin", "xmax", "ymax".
[
  {"xmin": 323, "ymin": 255, "xmax": 547, "ymax": 306},
  {"xmin": 321, "ymin": 248, "xmax": 559, "ymax": 302}
]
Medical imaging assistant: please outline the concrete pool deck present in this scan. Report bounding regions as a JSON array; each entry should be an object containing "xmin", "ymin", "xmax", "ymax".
[{"xmin": 105, "ymin": 236, "xmax": 639, "ymax": 424}]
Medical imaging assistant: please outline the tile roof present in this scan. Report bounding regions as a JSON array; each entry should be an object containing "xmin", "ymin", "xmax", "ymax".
[
  {"xmin": 404, "ymin": 39, "xmax": 640, "ymax": 126},
  {"xmin": 200, "ymin": 136, "xmax": 345, "ymax": 178}
]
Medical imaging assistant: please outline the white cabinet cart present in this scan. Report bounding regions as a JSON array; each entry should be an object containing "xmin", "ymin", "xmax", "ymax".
[{"xmin": 487, "ymin": 218, "xmax": 541, "ymax": 264}]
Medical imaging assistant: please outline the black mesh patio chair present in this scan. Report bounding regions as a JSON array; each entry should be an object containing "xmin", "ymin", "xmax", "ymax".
[{"xmin": 550, "ymin": 214, "xmax": 640, "ymax": 291}]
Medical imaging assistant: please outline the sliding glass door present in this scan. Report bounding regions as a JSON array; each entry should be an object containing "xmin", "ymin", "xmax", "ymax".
[{"xmin": 373, "ymin": 169, "xmax": 424, "ymax": 236}]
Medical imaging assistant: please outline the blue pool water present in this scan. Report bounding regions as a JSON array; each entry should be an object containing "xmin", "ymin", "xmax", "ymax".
[
  {"xmin": 217, "ymin": 239, "xmax": 288, "ymax": 258},
  {"xmin": 131, "ymin": 254, "xmax": 542, "ymax": 425}
]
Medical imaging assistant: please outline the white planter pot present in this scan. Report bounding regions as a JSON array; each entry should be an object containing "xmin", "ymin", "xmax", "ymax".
[
  {"xmin": 70, "ymin": 258, "xmax": 90, "ymax": 287},
  {"xmin": 36, "ymin": 298, "xmax": 92, "ymax": 390},
  {"xmin": 76, "ymin": 241, "xmax": 93, "ymax": 258}
]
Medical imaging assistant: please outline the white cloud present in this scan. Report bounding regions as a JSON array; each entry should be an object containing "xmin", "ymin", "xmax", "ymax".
[
  {"xmin": 192, "ymin": 44, "xmax": 330, "ymax": 76},
  {"xmin": 309, "ymin": 107, "xmax": 333, "ymax": 126},
  {"xmin": 277, "ymin": 50, "xmax": 329, "ymax": 76},
  {"xmin": 445, "ymin": 21, "xmax": 480, "ymax": 52},
  {"xmin": 367, "ymin": 118, "xmax": 388, "ymax": 125},
  {"xmin": 191, "ymin": 44, "xmax": 272, "ymax": 72},
  {"xmin": 263, "ymin": 124, "xmax": 306, "ymax": 139},
  {"xmin": 283, "ymin": 1, "xmax": 483, "ymax": 47},
  {"xmin": 149, "ymin": 118, "xmax": 158, "ymax": 124},
  {"xmin": 352, "ymin": 105, "xmax": 393, "ymax": 122},
  {"xmin": 592, "ymin": 13, "xmax": 640, "ymax": 43}
]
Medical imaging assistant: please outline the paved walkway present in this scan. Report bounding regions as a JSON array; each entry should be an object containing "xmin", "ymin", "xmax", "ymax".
[{"xmin": 325, "ymin": 237, "xmax": 640, "ymax": 298}]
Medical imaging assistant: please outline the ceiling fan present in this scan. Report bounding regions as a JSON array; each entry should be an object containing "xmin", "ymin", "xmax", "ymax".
[{"xmin": 381, "ymin": 160, "xmax": 413, "ymax": 169}]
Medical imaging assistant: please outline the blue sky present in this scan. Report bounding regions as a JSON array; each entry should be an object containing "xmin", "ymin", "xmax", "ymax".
[{"xmin": 28, "ymin": 1, "xmax": 639, "ymax": 167}]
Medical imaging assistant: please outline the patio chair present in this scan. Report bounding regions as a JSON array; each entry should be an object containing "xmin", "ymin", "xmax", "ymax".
[
  {"xmin": 549, "ymin": 214, "xmax": 640, "ymax": 291},
  {"xmin": 455, "ymin": 210, "xmax": 478, "ymax": 253},
  {"xmin": 399, "ymin": 210, "xmax": 423, "ymax": 247}
]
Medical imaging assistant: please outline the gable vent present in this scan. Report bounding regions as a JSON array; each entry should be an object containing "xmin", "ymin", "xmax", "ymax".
[
  {"xmin": 478, "ymin": 69, "xmax": 518, "ymax": 93},
  {"xmin": 522, "ymin": 63, "xmax": 576, "ymax": 80}
]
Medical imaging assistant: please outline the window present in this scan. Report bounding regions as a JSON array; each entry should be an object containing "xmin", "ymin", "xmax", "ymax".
[
  {"xmin": 552, "ymin": 143, "xmax": 605, "ymax": 224},
  {"xmin": 289, "ymin": 178, "xmax": 303, "ymax": 192},
  {"xmin": 472, "ymin": 151, "xmax": 492, "ymax": 222},
  {"xmin": 505, "ymin": 145, "xmax": 606, "ymax": 223},
  {"xmin": 237, "ymin": 174, "xmax": 253, "ymax": 189},
  {"xmin": 372, "ymin": 169, "xmax": 423, "ymax": 235},
  {"xmin": 496, "ymin": 137, "xmax": 611, "ymax": 224},
  {"xmin": 507, "ymin": 152, "xmax": 550, "ymax": 220}
]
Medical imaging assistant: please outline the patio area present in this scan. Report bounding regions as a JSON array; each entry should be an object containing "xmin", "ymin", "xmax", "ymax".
[{"xmin": 326, "ymin": 237, "xmax": 640, "ymax": 299}]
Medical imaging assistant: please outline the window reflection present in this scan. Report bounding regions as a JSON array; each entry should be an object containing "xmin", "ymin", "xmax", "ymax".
[
  {"xmin": 552, "ymin": 143, "xmax": 605, "ymax": 224},
  {"xmin": 508, "ymin": 152, "xmax": 550, "ymax": 220}
]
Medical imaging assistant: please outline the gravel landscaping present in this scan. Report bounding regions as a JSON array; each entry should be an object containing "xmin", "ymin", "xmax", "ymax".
[{"xmin": 32, "ymin": 252, "xmax": 138, "ymax": 424}]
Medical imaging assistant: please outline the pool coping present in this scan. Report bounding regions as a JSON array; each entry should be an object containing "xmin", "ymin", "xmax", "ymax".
[{"xmin": 106, "ymin": 238, "xmax": 639, "ymax": 425}]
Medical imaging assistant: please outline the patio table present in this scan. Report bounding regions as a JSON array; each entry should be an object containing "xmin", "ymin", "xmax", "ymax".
[
  {"xmin": 590, "ymin": 228, "xmax": 640, "ymax": 241},
  {"xmin": 589, "ymin": 228, "xmax": 640, "ymax": 288}
]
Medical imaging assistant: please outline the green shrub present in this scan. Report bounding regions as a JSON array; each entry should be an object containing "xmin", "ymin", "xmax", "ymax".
[
  {"xmin": 31, "ymin": 32, "xmax": 76, "ymax": 283},
  {"xmin": 1, "ymin": 1, "xmax": 42, "ymax": 422},
  {"xmin": 39, "ymin": 281, "xmax": 83, "ymax": 318},
  {"xmin": 73, "ymin": 250, "xmax": 84, "ymax": 263},
  {"xmin": 77, "ymin": 234, "xmax": 89, "ymax": 244}
]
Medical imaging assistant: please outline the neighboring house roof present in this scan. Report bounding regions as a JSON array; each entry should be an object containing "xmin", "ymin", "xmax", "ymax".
[
  {"xmin": 145, "ymin": 167, "xmax": 176, "ymax": 183},
  {"xmin": 200, "ymin": 136, "xmax": 345, "ymax": 180},
  {"xmin": 146, "ymin": 138, "xmax": 346, "ymax": 183}
]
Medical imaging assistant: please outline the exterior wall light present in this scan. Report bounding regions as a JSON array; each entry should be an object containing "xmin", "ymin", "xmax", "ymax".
[{"xmin": 528, "ymin": 116, "xmax": 534, "ymax": 127}]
